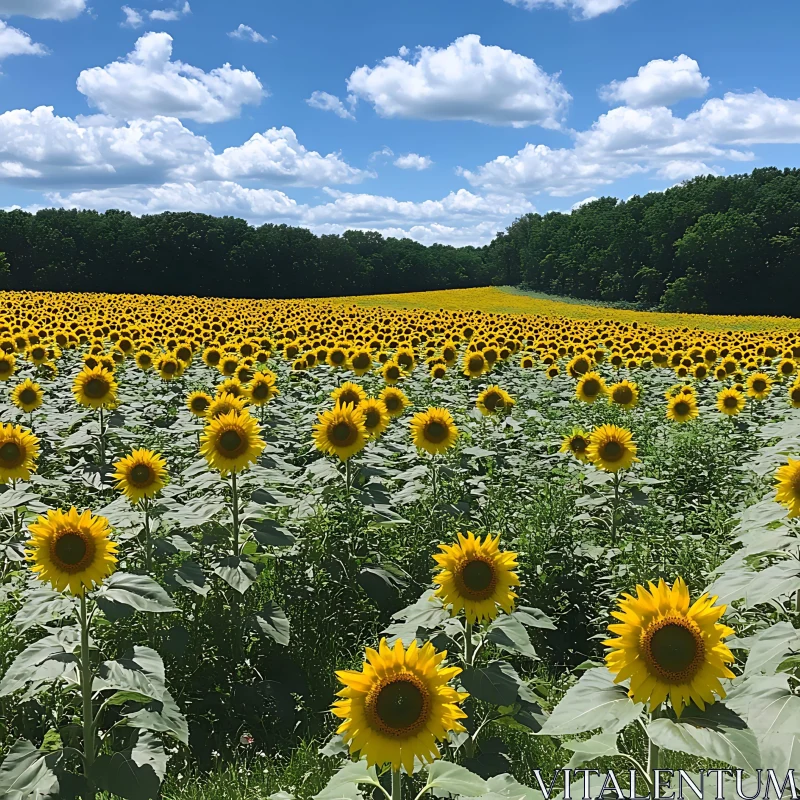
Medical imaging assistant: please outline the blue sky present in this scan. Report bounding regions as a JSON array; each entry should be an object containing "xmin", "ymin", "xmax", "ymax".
[{"xmin": 1, "ymin": 0, "xmax": 800, "ymax": 246}]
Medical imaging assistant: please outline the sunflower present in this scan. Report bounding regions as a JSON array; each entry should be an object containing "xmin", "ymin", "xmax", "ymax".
[
  {"xmin": 332, "ymin": 381, "xmax": 367, "ymax": 409},
  {"xmin": 187, "ymin": 391, "xmax": 212, "ymax": 417},
  {"xmin": 747, "ymin": 372, "xmax": 772, "ymax": 400},
  {"xmin": 327, "ymin": 346, "xmax": 349, "ymax": 369},
  {"xmin": 216, "ymin": 377, "xmax": 244, "ymax": 398},
  {"xmin": 604, "ymin": 577, "xmax": 735, "ymax": 716},
  {"xmin": 462, "ymin": 351, "xmax": 487, "ymax": 379},
  {"xmin": 331, "ymin": 638, "xmax": 468, "ymax": 774},
  {"xmin": 567, "ymin": 354, "xmax": 592, "ymax": 378},
  {"xmin": 361, "ymin": 398, "xmax": 390, "ymax": 440},
  {"xmin": 72, "ymin": 366, "xmax": 118, "ymax": 409},
  {"xmin": 112, "ymin": 449, "xmax": 168, "ymax": 504},
  {"xmin": 433, "ymin": 532, "xmax": 520, "ymax": 624},
  {"xmin": 26, "ymin": 507, "xmax": 119, "ymax": 596},
  {"xmin": 200, "ymin": 410, "xmax": 265, "ymax": 475},
  {"xmin": 608, "ymin": 379, "xmax": 639, "ymax": 409},
  {"xmin": 716, "ymin": 388, "xmax": 745, "ymax": 417},
  {"xmin": 410, "ymin": 407, "xmax": 459, "ymax": 455},
  {"xmin": 667, "ymin": 394, "xmax": 699, "ymax": 424},
  {"xmin": 349, "ymin": 349, "xmax": 373, "ymax": 377},
  {"xmin": 207, "ymin": 392, "xmax": 247, "ymax": 419},
  {"xmin": 202, "ymin": 346, "xmax": 223, "ymax": 368},
  {"xmin": 381, "ymin": 361, "xmax": 403, "ymax": 385},
  {"xmin": 476, "ymin": 385, "xmax": 515, "ymax": 416},
  {"xmin": 560, "ymin": 428, "xmax": 591, "ymax": 463},
  {"xmin": 775, "ymin": 458, "xmax": 800, "ymax": 517},
  {"xmin": 11, "ymin": 378, "xmax": 44, "ymax": 413},
  {"xmin": 587, "ymin": 424, "xmax": 638, "ymax": 472},
  {"xmin": 247, "ymin": 373, "xmax": 279, "ymax": 406},
  {"xmin": 0, "ymin": 423, "xmax": 40, "ymax": 483},
  {"xmin": 26, "ymin": 343, "xmax": 49, "ymax": 367},
  {"xmin": 430, "ymin": 364, "xmax": 448, "ymax": 380},
  {"xmin": 157, "ymin": 352, "xmax": 184, "ymax": 381},
  {"xmin": 0, "ymin": 352, "xmax": 16, "ymax": 381},
  {"xmin": 134, "ymin": 350, "xmax": 154, "ymax": 371},
  {"xmin": 789, "ymin": 381, "xmax": 800, "ymax": 409},
  {"xmin": 379, "ymin": 386, "xmax": 410, "ymax": 418},
  {"xmin": 576, "ymin": 372, "xmax": 607, "ymax": 404},
  {"xmin": 313, "ymin": 403, "xmax": 367, "ymax": 461}
]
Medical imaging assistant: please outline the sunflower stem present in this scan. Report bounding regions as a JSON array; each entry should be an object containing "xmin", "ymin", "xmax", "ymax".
[
  {"xmin": 646, "ymin": 708, "xmax": 661, "ymax": 791},
  {"xmin": 98, "ymin": 407, "xmax": 106, "ymax": 468},
  {"xmin": 143, "ymin": 497, "xmax": 156, "ymax": 645},
  {"xmin": 344, "ymin": 459, "xmax": 352, "ymax": 496},
  {"xmin": 464, "ymin": 621, "xmax": 475, "ymax": 666},
  {"xmin": 391, "ymin": 768, "xmax": 402, "ymax": 800},
  {"xmin": 79, "ymin": 593, "xmax": 97, "ymax": 799},
  {"xmin": 231, "ymin": 470, "xmax": 240, "ymax": 557},
  {"xmin": 12, "ymin": 478, "xmax": 19, "ymax": 535},
  {"xmin": 610, "ymin": 472, "xmax": 621, "ymax": 545}
]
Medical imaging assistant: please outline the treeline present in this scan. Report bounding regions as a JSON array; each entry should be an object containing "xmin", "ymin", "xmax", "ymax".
[
  {"xmin": 1, "ymin": 167, "xmax": 799, "ymax": 314},
  {"xmin": 487, "ymin": 167, "xmax": 800, "ymax": 316},
  {"xmin": 0, "ymin": 209, "xmax": 492, "ymax": 298}
]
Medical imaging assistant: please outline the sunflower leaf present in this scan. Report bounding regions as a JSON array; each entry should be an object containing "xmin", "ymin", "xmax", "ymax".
[
  {"xmin": 95, "ymin": 573, "xmax": 178, "ymax": 614},
  {"xmin": 214, "ymin": 556, "xmax": 258, "ymax": 594},
  {"xmin": 486, "ymin": 616, "xmax": 538, "ymax": 660},
  {"xmin": 249, "ymin": 603, "xmax": 290, "ymax": 646},
  {"xmin": 743, "ymin": 622, "xmax": 800, "ymax": 676},
  {"xmin": 90, "ymin": 730, "xmax": 166, "ymax": 800},
  {"xmin": 424, "ymin": 761, "xmax": 488, "ymax": 795},
  {"xmin": 461, "ymin": 661, "xmax": 523, "ymax": 707},
  {"xmin": 312, "ymin": 759, "xmax": 381, "ymax": 800},
  {"xmin": 12, "ymin": 589, "xmax": 75, "ymax": 632},
  {"xmin": 561, "ymin": 732, "xmax": 620, "ymax": 769}
]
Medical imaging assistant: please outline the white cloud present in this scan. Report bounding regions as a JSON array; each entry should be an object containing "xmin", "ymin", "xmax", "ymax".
[
  {"xmin": 149, "ymin": 1, "xmax": 190, "ymax": 21},
  {"xmin": 0, "ymin": 0, "xmax": 85, "ymax": 20},
  {"xmin": 503, "ymin": 0, "xmax": 635, "ymax": 20},
  {"xmin": 394, "ymin": 153, "xmax": 433, "ymax": 170},
  {"xmin": 600, "ymin": 55, "xmax": 710, "ymax": 108},
  {"xmin": 655, "ymin": 160, "xmax": 721, "ymax": 181},
  {"xmin": 571, "ymin": 196, "xmax": 598, "ymax": 210},
  {"xmin": 76, "ymin": 32, "xmax": 264, "ymax": 123},
  {"xmin": 369, "ymin": 146, "xmax": 394, "ymax": 163},
  {"xmin": 0, "ymin": 20, "xmax": 47, "ymax": 60},
  {"xmin": 0, "ymin": 106, "xmax": 367, "ymax": 189},
  {"xmin": 346, "ymin": 34, "xmax": 571, "ymax": 129},
  {"xmin": 228, "ymin": 24, "xmax": 272, "ymax": 43},
  {"xmin": 120, "ymin": 5, "xmax": 143, "ymax": 27},
  {"xmin": 306, "ymin": 91, "xmax": 355, "ymax": 120}
]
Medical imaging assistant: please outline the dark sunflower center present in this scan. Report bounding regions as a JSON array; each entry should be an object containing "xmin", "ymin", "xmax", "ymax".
[
  {"xmin": 571, "ymin": 436, "xmax": 587, "ymax": 453},
  {"xmin": 207, "ymin": 352, "xmax": 221, "ymax": 364},
  {"xmin": 792, "ymin": 388, "xmax": 800, "ymax": 403},
  {"xmin": 753, "ymin": 379, "xmax": 767, "ymax": 392},
  {"xmin": 339, "ymin": 391, "xmax": 360, "ymax": 406},
  {"xmin": 365, "ymin": 410, "xmax": 380, "ymax": 428},
  {"xmin": 468, "ymin": 356, "xmax": 483, "ymax": 372},
  {"xmin": 613, "ymin": 386, "xmax": 633, "ymax": 404},
  {"xmin": 425, "ymin": 421, "xmax": 448, "ymax": 443},
  {"xmin": 353, "ymin": 354, "xmax": 369, "ymax": 369},
  {"xmin": 724, "ymin": 395, "xmax": 739, "ymax": 409},
  {"xmin": 163, "ymin": 361, "xmax": 177, "ymax": 374},
  {"xmin": 130, "ymin": 464, "xmax": 153, "ymax": 485},
  {"xmin": 192, "ymin": 397, "xmax": 210, "ymax": 411},
  {"xmin": 781, "ymin": 362, "xmax": 794, "ymax": 374},
  {"xmin": 674, "ymin": 401, "xmax": 690, "ymax": 416},
  {"xmin": 54, "ymin": 532, "xmax": 89, "ymax": 567},
  {"xmin": 582, "ymin": 379, "xmax": 600, "ymax": 397},
  {"xmin": 573, "ymin": 359, "xmax": 589, "ymax": 375},
  {"xmin": 0, "ymin": 441, "xmax": 22, "ymax": 464},
  {"xmin": 332, "ymin": 422, "xmax": 356, "ymax": 444},
  {"xmin": 0, "ymin": 361, "xmax": 10, "ymax": 373},
  {"xmin": 601, "ymin": 441, "xmax": 623, "ymax": 461},
  {"xmin": 483, "ymin": 392, "xmax": 503, "ymax": 411},
  {"xmin": 32, "ymin": 348, "xmax": 45, "ymax": 359},
  {"xmin": 375, "ymin": 678, "xmax": 426, "ymax": 731},
  {"xmin": 84, "ymin": 378, "xmax": 108, "ymax": 399},
  {"xmin": 19, "ymin": 388, "xmax": 37, "ymax": 405},
  {"xmin": 642, "ymin": 618, "xmax": 705, "ymax": 683},
  {"xmin": 139, "ymin": 355, "xmax": 152, "ymax": 365},
  {"xmin": 386, "ymin": 366, "xmax": 400, "ymax": 379},
  {"xmin": 385, "ymin": 397, "xmax": 400, "ymax": 411},
  {"xmin": 219, "ymin": 429, "xmax": 244, "ymax": 454},
  {"xmin": 252, "ymin": 383, "xmax": 269, "ymax": 399},
  {"xmin": 462, "ymin": 559, "xmax": 494, "ymax": 592},
  {"xmin": 177, "ymin": 348, "xmax": 191, "ymax": 361},
  {"xmin": 331, "ymin": 351, "xmax": 346, "ymax": 364}
]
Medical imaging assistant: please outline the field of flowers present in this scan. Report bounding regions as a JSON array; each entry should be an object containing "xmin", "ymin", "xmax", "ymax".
[{"xmin": 0, "ymin": 288, "xmax": 799, "ymax": 800}]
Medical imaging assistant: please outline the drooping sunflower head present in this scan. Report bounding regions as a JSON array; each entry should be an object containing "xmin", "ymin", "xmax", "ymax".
[
  {"xmin": 186, "ymin": 391, "xmax": 213, "ymax": 417},
  {"xmin": 332, "ymin": 381, "xmax": 367, "ymax": 409},
  {"xmin": 11, "ymin": 378, "xmax": 44, "ymax": 413},
  {"xmin": 410, "ymin": 407, "xmax": 459, "ymax": 455},
  {"xmin": 716, "ymin": 388, "xmax": 745, "ymax": 417},
  {"xmin": 604, "ymin": 577, "xmax": 735, "ymax": 716},
  {"xmin": 576, "ymin": 372, "xmax": 607, "ymax": 404},
  {"xmin": 379, "ymin": 387, "xmax": 410, "ymax": 418},
  {"xmin": 381, "ymin": 360, "xmax": 403, "ymax": 385},
  {"xmin": 26, "ymin": 507, "xmax": 119, "ymax": 596},
  {"xmin": 476, "ymin": 385, "xmax": 515, "ymax": 416},
  {"xmin": 361, "ymin": 398, "xmax": 390, "ymax": 440},
  {"xmin": 567, "ymin": 354, "xmax": 592, "ymax": 378},
  {"xmin": 587, "ymin": 424, "xmax": 638, "ymax": 472},
  {"xmin": 200, "ymin": 410, "xmax": 265, "ymax": 475},
  {"xmin": 747, "ymin": 371, "xmax": 772, "ymax": 400},
  {"xmin": 430, "ymin": 364, "xmax": 448, "ymax": 380},
  {"xmin": 0, "ymin": 423, "xmax": 40, "ymax": 484},
  {"xmin": 433, "ymin": 531, "xmax": 520, "ymax": 624},
  {"xmin": 216, "ymin": 377, "xmax": 243, "ymax": 398},
  {"xmin": 157, "ymin": 352, "xmax": 184, "ymax": 381},
  {"xmin": 332, "ymin": 638, "xmax": 468, "ymax": 774},
  {"xmin": 313, "ymin": 403, "xmax": 368, "ymax": 462},
  {"xmin": 667, "ymin": 393, "xmax": 699, "ymax": 424},
  {"xmin": 775, "ymin": 457, "xmax": 800, "ymax": 518},
  {"xmin": 112, "ymin": 448, "xmax": 168, "ymax": 504},
  {"xmin": 560, "ymin": 427, "xmax": 591, "ymax": 463},
  {"xmin": 608, "ymin": 379, "xmax": 639, "ymax": 409},
  {"xmin": 72, "ymin": 366, "xmax": 118, "ymax": 409}
]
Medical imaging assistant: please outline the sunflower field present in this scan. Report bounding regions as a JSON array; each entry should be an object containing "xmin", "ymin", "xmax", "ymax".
[{"xmin": 1, "ymin": 289, "xmax": 800, "ymax": 800}]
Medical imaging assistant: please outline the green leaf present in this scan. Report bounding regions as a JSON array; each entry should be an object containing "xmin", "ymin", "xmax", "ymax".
[
  {"xmin": 561, "ymin": 732, "xmax": 620, "ymax": 769},
  {"xmin": 250, "ymin": 603, "xmax": 290, "ymax": 646},
  {"xmin": 647, "ymin": 703, "xmax": 760, "ymax": 773},
  {"xmin": 125, "ymin": 688, "xmax": 190, "ymax": 745},
  {"xmin": 461, "ymin": 661, "xmax": 522, "ymax": 706},
  {"xmin": 12, "ymin": 589, "xmax": 74, "ymax": 632},
  {"xmin": 246, "ymin": 518, "xmax": 296, "ymax": 547},
  {"xmin": 106, "ymin": 691, "xmax": 155, "ymax": 706},
  {"xmin": 93, "ymin": 647, "xmax": 166, "ymax": 702},
  {"xmin": 95, "ymin": 573, "xmax": 178, "ymax": 614},
  {"xmin": 383, "ymin": 590, "xmax": 450, "ymax": 645},
  {"xmin": 481, "ymin": 774, "xmax": 545, "ymax": 800},
  {"xmin": 214, "ymin": 556, "xmax": 258, "ymax": 594},
  {"xmin": 0, "ymin": 635, "xmax": 78, "ymax": 697},
  {"xmin": 312, "ymin": 760, "xmax": 381, "ymax": 800},
  {"xmin": 425, "ymin": 761, "xmax": 488, "ymax": 795},
  {"xmin": 513, "ymin": 607, "xmax": 557, "ymax": 630},
  {"xmin": 0, "ymin": 739, "xmax": 64, "ymax": 797},
  {"xmin": 357, "ymin": 567, "xmax": 406, "ymax": 610},
  {"xmin": 706, "ymin": 560, "xmax": 800, "ymax": 607},
  {"xmin": 91, "ymin": 730, "xmax": 166, "ymax": 800},
  {"xmin": 486, "ymin": 616, "xmax": 538, "ymax": 659},
  {"xmin": 726, "ymin": 674, "xmax": 800, "ymax": 736},
  {"xmin": 538, "ymin": 668, "xmax": 642, "ymax": 736},
  {"xmin": 744, "ymin": 622, "xmax": 800, "ymax": 676},
  {"xmin": 164, "ymin": 560, "xmax": 209, "ymax": 596}
]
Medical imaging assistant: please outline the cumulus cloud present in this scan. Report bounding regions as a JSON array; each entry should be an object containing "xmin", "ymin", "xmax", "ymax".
[
  {"xmin": 394, "ymin": 153, "xmax": 433, "ymax": 170},
  {"xmin": 0, "ymin": 0, "xmax": 85, "ymax": 20},
  {"xmin": 149, "ymin": 1, "xmax": 190, "ymax": 21},
  {"xmin": 306, "ymin": 91, "xmax": 355, "ymax": 120},
  {"xmin": 600, "ymin": 55, "xmax": 710, "ymax": 108},
  {"xmin": 120, "ymin": 6, "xmax": 143, "ymax": 27},
  {"xmin": 346, "ymin": 34, "xmax": 571, "ymax": 129},
  {"xmin": 228, "ymin": 24, "xmax": 272, "ymax": 43},
  {"xmin": 571, "ymin": 196, "xmax": 598, "ymax": 210},
  {"xmin": 76, "ymin": 32, "xmax": 264, "ymax": 123},
  {"xmin": 656, "ymin": 160, "xmax": 721, "ymax": 181},
  {"xmin": 0, "ymin": 20, "xmax": 47, "ymax": 60},
  {"xmin": 503, "ymin": 0, "xmax": 635, "ymax": 20}
]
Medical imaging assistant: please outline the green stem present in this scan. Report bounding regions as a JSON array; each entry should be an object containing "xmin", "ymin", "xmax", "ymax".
[
  {"xmin": 12, "ymin": 478, "xmax": 18, "ymax": 535},
  {"xmin": 143, "ymin": 497, "xmax": 155, "ymax": 645},
  {"xmin": 647, "ymin": 708, "xmax": 661, "ymax": 790},
  {"xmin": 464, "ymin": 621, "xmax": 475, "ymax": 666},
  {"xmin": 231, "ymin": 470, "xmax": 240, "ymax": 557},
  {"xmin": 344, "ymin": 459, "xmax": 352, "ymax": 496},
  {"xmin": 98, "ymin": 407, "xmax": 106, "ymax": 467},
  {"xmin": 79, "ymin": 593, "xmax": 96, "ymax": 799},
  {"xmin": 611, "ymin": 472, "xmax": 621, "ymax": 545},
  {"xmin": 391, "ymin": 768, "xmax": 402, "ymax": 800}
]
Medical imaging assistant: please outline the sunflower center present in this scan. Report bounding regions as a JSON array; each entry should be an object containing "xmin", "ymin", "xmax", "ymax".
[
  {"xmin": 458, "ymin": 558, "xmax": 497, "ymax": 599},
  {"xmin": 367, "ymin": 674, "xmax": 431, "ymax": 737},
  {"xmin": 424, "ymin": 421, "xmax": 448, "ymax": 443},
  {"xmin": 384, "ymin": 396, "xmax": 400, "ymax": 412},
  {"xmin": 0, "ymin": 361, "xmax": 10, "ymax": 373},
  {"xmin": 84, "ymin": 378, "xmax": 109, "ymax": 398},
  {"xmin": 674, "ymin": 401, "xmax": 690, "ymax": 416},
  {"xmin": 0, "ymin": 441, "xmax": 22, "ymax": 466},
  {"xmin": 52, "ymin": 531, "xmax": 95, "ymax": 573},
  {"xmin": 219, "ymin": 429, "xmax": 246, "ymax": 456},
  {"xmin": 130, "ymin": 464, "xmax": 153, "ymax": 486},
  {"xmin": 353, "ymin": 354, "xmax": 370, "ymax": 369},
  {"xmin": 468, "ymin": 356, "xmax": 483, "ymax": 372},
  {"xmin": 613, "ymin": 386, "xmax": 633, "ymax": 405},
  {"xmin": 252, "ymin": 383, "xmax": 269, "ymax": 399},
  {"xmin": 386, "ymin": 366, "xmax": 400, "ymax": 379},
  {"xmin": 792, "ymin": 387, "xmax": 800, "ymax": 403},
  {"xmin": 331, "ymin": 351, "xmax": 346, "ymax": 364},
  {"xmin": 192, "ymin": 397, "xmax": 210, "ymax": 411},
  {"xmin": 365, "ymin": 410, "xmax": 380, "ymax": 429},
  {"xmin": 601, "ymin": 441, "xmax": 624, "ymax": 461},
  {"xmin": 582, "ymin": 378, "xmax": 600, "ymax": 397},
  {"xmin": 724, "ymin": 395, "xmax": 739, "ymax": 409},
  {"xmin": 483, "ymin": 392, "xmax": 503, "ymax": 412},
  {"xmin": 641, "ymin": 617, "xmax": 705, "ymax": 683},
  {"xmin": 753, "ymin": 379, "xmax": 767, "ymax": 392},
  {"xmin": 19, "ymin": 388, "xmax": 37, "ymax": 405},
  {"xmin": 331, "ymin": 422, "xmax": 357, "ymax": 446},
  {"xmin": 338, "ymin": 391, "xmax": 360, "ymax": 406},
  {"xmin": 163, "ymin": 361, "xmax": 177, "ymax": 374},
  {"xmin": 571, "ymin": 436, "xmax": 587, "ymax": 454}
]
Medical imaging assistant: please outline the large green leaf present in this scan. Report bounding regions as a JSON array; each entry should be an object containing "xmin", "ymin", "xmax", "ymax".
[
  {"xmin": 312, "ymin": 760, "xmax": 381, "ymax": 800},
  {"xmin": 93, "ymin": 647, "xmax": 166, "ymax": 702},
  {"xmin": 0, "ymin": 739, "xmax": 65, "ymax": 797},
  {"xmin": 164, "ymin": 560, "xmax": 209, "ymax": 596},
  {"xmin": 561, "ymin": 732, "xmax": 620, "ymax": 769},
  {"xmin": 706, "ymin": 560, "xmax": 800, "ymax": 607},
  {"xmin": 539, "ymin": 668, "xmax": 641, "ymax": 736},
  {"xmin": 744, "ymin": 622, "xmax": 800, "ymax": 676},
  {"xmin": 513, "ymin": 607, "xmax": 557, "ymax": 630},
  {"xmin": 461, "ymin": 661, "xmax": 523, "ymax": 707},
  {"xmin": 0, "ymin": 635, "xmax": 78, "ymax": 697},
  {"xmin": 647, "ymin": 703, "xmax": 760, "ymax": 773},
  {"xmin": 246, "ymin": 518, "xmax": 296, "ymax": 547},
  {"xmin": 12, "ymin": 589, "xmax": 74, "ymax": 632},
  {"xmin": 424, "ymin": 761, "xmax": 488, "ymax": 795},
  {"xmin": 726, "ymin": 674, "xmax": 800, "ymax": 736},
  {"xmin": 214, "ymin": 556, "xmax": 258, "ymax": 594},
  {"xmin": 91, "ymin": 731, "xmax": 166, "ymax": 800},
  {"xmin": 125, "ymin": 687, "xmax": 189, "ymax": 745},
  {"xmin": 486, "ymin": 616, "xmax": 538, "ymax": 659},
  {"xmin": 95, "ymin": 573, "xmax": 178, "ymax": 614},
  {"xmin": 249, "ymin": 603, "xmax": 290, "ymax": 646}
]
